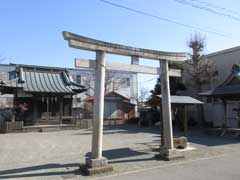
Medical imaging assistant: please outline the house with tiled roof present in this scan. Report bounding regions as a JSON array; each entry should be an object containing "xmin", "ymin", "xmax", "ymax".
[{"xmin": 200, "ymin": 64, "xmax": 240, "ymax": 128}]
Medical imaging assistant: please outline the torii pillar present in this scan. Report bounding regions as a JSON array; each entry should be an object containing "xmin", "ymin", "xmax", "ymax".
[
  {"xmin": 91, "ymin": 51, "xmax": 106, "ymax": 159},
  {"xmin": 84, "ymin": 51, "xmax": 113, "ymax": 174},
  {"xmin": 160, "ymin": 59, "xmax": 174, "ymax": 150},
  {"xmin": 157, "ymin": 60, "xmax": 184, "ymax": 160}
]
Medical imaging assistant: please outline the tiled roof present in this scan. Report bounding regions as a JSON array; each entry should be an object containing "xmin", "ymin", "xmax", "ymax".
[
  {"xmin": 19, "ymin": 69, "xmax": 85, "ymax": 94},
  {"xmin": 157, "ymin": 95, "xmax": 203, "ymax": 104},
  {"xmin": 146, "ymin": 95, "xmax": 203, "ymax": 105},
  {"xmin": 199, "ymin": 85, "xmax": 240, "ymax": 97},
  {"xmin": 83, "ymin": 91, "xmax": 131, "ymax": 102},
  {"xmin": 0, "ymin": 66, "xmax": 86, "ymax": 95},
  {"xmin": 200, "ymin": 64, "xmax": 240, "ymax": 97}
]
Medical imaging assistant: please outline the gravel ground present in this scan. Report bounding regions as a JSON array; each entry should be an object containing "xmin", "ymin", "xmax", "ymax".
[{"xmin": 0, "ymin": 125, "xmax": 239, "ymax": 180}]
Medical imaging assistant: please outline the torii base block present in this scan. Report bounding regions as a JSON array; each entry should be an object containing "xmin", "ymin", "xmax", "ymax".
[
  {"xmin": 155, "ymin": 148, "xmax": 185, "ymax": 161},
  {"xmin": 80, "ymin": 157, "xmax": 113, "ymax": 176}
]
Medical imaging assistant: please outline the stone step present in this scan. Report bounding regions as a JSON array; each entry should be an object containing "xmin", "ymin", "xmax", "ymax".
[{"xmin": 36, "ymin": 120, "xmax": 61, "ymax": 125}]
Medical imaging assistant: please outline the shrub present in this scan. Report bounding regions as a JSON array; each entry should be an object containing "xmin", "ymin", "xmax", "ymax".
[{"xmin": 188, "ymin": 117, "xmax": 198, "ymax": 126}]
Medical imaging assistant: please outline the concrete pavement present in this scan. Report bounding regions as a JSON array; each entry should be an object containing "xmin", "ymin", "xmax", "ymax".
[
  {"xmin": 0, "ymin": 125, "xmax": 239, "ymax": 180},
  {"xmin": 91, "ymin": 151, "xmax": 240, "ymax": 180}
]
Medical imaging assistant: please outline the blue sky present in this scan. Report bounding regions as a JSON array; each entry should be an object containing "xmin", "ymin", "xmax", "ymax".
[{"xmin": 0, "ymin": 0, "xmax": 240, "ymax": 91}]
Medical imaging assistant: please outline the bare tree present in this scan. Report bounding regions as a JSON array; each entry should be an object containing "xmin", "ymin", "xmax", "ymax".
[
  {"xmin": 82, "ymin": 71, "xmax": 95, "ymax": 93},
  {"xmin": 105, "ymin": 71, "xmax": 127, "ymax": 93},
  {"xmin": 138, "ymin": 87, "xmax": 149, "ymax": 105},
  {"xmin": 185, "ymin": 34, "xmax": 217, "ymax": 93},
  {"xmin": 82, "ymin": 70, "xmax": 126, "ymax": 94},
  {"xmin": 133, "ymin": 86, "xmax": 149, "ymax": 111},
  {"xmin": 185, "ymin": 34, "xmax": 217, "ymax": 125}
]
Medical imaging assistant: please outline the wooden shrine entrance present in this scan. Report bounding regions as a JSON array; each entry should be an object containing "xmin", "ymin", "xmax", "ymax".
[{"xmin": 63, "ymin": 31, "xmax": 186, "ymax": 175}]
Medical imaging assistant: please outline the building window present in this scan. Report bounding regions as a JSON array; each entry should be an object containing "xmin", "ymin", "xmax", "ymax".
[
  {"xmin": 9, "ymin": 71, "xmax": 17, "ymax": 80},
  {"xmin": 76, "ymin": 75, "xmax": 81, "ymax": 84}
]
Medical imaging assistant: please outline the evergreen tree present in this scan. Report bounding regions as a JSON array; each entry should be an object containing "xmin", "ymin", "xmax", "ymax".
[{"xmin": 150, "ymin": 62, "xmax": 186, "ymax": 97}]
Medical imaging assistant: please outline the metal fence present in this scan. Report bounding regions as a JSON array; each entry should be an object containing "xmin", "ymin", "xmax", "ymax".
[{"xmin": 5, "ymin": 121, "xmax": 23, "ymax": 131}]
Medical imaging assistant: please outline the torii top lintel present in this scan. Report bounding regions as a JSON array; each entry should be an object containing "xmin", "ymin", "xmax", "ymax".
[{"xmin": 63, "ymin": 31, "xmax": 186, "ymax": 61}]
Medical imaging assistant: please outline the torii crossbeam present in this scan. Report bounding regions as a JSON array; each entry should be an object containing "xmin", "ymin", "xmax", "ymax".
[{"xmin": 63, "ymin": 31, "xmax": 186, "ymax": 175}]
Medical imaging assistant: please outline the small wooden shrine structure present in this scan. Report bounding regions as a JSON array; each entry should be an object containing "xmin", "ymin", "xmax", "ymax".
[
  {"xmin": 0, "ymin": 64, "xmax": 86, "ymax": 126},
  {"xmin": 146, "ymin": 95, "xmax": 203, "ymax": 136}
]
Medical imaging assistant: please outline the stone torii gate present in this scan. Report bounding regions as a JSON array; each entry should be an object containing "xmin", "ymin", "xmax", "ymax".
[{"xmin": 63, "ymin": 31, "xmax": 186, "ymax": 175}]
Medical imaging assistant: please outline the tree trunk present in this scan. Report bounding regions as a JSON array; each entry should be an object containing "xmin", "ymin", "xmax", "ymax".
[{"xmin": 196, "ymin": 83, "xmax": 205, "ymax": 126}]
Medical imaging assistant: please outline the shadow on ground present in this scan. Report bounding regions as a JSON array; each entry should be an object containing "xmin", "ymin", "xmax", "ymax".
[
  {"xmin": 0, "ymin": 163, "xmax": 81, "ymax": 179},
  {"xmin": 75, "ymin": 125, "xmax": 239, "ymax": 147},
  {"xmin": 85, "ymin": 147, "xmax": 155, "ymax": 164},
  {"xmin": 187, "ymin": 133, "xmax": 239, "ymax": 147},
  {"xmin": 144, "ymin": 128, "xmax": 240, "ymax": 148},
  {"xmin": 0, "ymin": 148, "xmax": 154, "ymax": 179},
  {"xmin": 73, "ymin": 124, "xmax": 160, "ymax": 136},
  {"xmin": 85, "ymin": 147, "xmax": 148, "ymax": 160}
]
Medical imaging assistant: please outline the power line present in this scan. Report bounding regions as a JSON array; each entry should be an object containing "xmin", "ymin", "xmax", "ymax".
[
  {"xmin": 99, "ymin": 0, "xmax": 232, "ymax": 39},
  {"xmin": 189, "ymin": 0, "xmax": 240, "ymax": 16},
  {"xmin": 174, "ymin": 0, "xmax": 240, "ymax": 22},
  {"xmin": 178, "ymin": 0, "xmax": 240, "ymax": 20}
]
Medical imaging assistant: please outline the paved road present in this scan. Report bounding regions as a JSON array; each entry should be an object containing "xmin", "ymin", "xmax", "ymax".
[{"xmin": 92, "ymin": 152, "xmax": 240, "ymax": 180}]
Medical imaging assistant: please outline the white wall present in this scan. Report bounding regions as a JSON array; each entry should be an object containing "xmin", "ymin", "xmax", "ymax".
[
  {"xmin": 204, "ymin": 103, "xmax": 225, "ymax": 127},
  {"xmin": 0, "ymin": 64, "xmax": 16, "ymax": 109},
  {"xmin": 68, "ymin": 68, "xmax": 138, "ymax": 103},
  {"xmin": 204, "ymin": 47, "xmax": 240, "ymax": 90}
]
